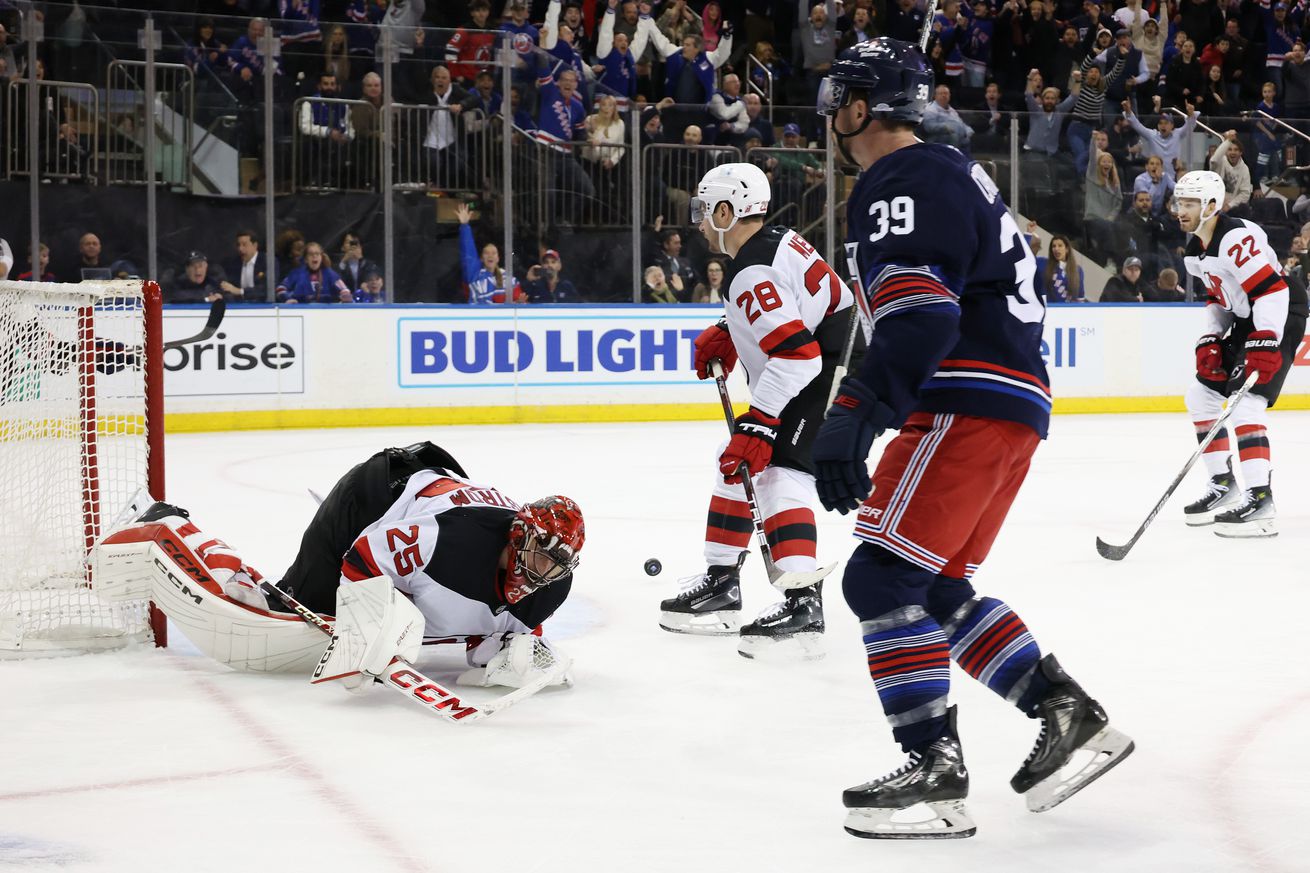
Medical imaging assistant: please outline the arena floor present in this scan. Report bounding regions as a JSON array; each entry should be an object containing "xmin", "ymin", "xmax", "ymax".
[{"xmin": 4, "ymin": 413, "xmax": 1308, "ymax": 873}]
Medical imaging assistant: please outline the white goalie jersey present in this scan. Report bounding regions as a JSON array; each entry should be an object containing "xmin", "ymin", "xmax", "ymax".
[{"xmin": 721, "ymin": 226, "xmax": 858, "ymax": 416}]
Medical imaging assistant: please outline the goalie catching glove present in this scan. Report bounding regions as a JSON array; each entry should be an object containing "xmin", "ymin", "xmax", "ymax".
[{"xmin": 458, "ymin": 633, "xmax": 573, "ymax": 689}]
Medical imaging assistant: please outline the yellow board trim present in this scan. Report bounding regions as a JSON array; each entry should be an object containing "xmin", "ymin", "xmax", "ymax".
[{"xmin": 163, "ymin": 394, "xmax": 1310, "ymax": 433}]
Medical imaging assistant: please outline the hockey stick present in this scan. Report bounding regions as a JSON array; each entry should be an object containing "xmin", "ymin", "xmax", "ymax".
[
  {"xmin": 259, "ymin": 581, "xmax": 571, "ymax": 724},
  {"xmin": 919, "ymin": 0, "xmax": 940, "ymax": 54},
  {"xmin": 1095, "ymin": 371, "xmax": 1260, "ymax": 561},
  {"xmin": 709, "ymin": 359, "xmax": 838, "ymax": 592},
  {"xmin": 826, "ymin": 303, "xmax": 868, "ymax": 409},
  {"xmin": 164, "ymin": 297, "xmax": 226, "ymax": 350}
]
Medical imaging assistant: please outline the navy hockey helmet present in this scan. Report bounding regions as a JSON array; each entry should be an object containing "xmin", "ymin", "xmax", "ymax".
[{"xmin": 818, "ymin": 38, "xmax": 933, "ymax": 129}]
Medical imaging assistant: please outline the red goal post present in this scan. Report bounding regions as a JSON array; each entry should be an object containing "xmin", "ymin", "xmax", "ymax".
[{"xmin": 0, "ymin": 278, "xmax": 166, "ymax": 656}]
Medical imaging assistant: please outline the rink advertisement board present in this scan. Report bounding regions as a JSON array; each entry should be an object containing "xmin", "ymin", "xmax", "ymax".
[{"xmin": 157, "ymin": 304, "xmax": 1310, "ymax": 432}]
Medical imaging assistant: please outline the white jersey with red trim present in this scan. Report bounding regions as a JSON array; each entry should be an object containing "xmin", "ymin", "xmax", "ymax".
[
  {"xmin": 1184, "ymin": 215, "xmax": 1296, "ymax": 338},
  {"xmin": 340, "ymin": 470, "xmax": 570, "ymax": 641},
  {"xmin": 720, "ymin": 225, "xmax": 857, "ymax": 417}
]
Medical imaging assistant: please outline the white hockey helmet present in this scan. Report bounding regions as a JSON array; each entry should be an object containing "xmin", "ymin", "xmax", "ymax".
[
  {"xmin": 1172, "ymin": 170, "xmax": 1225, "ymax": 226},
  {"xmin": 691, "ymin": 162, "xmax": 771, "ymax": 225}
]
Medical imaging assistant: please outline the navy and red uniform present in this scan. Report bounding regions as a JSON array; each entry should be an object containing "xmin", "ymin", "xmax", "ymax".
[{"xmin": 831, "ymin": 142, "xmax": 1052, "ymax": 751}]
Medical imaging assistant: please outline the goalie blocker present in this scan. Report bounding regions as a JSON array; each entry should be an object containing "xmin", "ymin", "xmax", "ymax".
[{"xmin": 90, "ymin": 442, "xmax": 584, "ymax": 695}]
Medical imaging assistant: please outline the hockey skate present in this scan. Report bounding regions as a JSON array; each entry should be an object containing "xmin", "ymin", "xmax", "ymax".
[
  {"xmin": 658, "ymin": 554, "xmax": 744, "ymax": 636},
  {"xmin": 1011, "ymin": 654, "xmax": 1135, "ymax": 813},
  {"xmin": 1214, "ymin": 483, "xmax": 1277, "ymax": 538},
  {"xmin": 1183, "ymin": 460, "xmax": 1241, "ymax": 526},
  {"xmin": 843, "ymin": 706, "xmax": 976, "ymax": 840},
  {"xmin": 737, "ymin": 582, "xmax": 824, "ymax": 660}
]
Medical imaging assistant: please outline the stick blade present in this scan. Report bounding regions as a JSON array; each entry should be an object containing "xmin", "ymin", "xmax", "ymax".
[
  {"xmin": 1095, "ymin": 537, "xmax": 1130, "ymax": 561},
  {"xmin": 769, "ymin": 561, "xmax": 839, "ymax": 592}
]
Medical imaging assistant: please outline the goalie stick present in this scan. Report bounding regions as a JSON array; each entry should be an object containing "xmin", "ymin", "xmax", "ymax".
[
  {"xmin": 1095, "ymin": 371, "xmax": 1259, "ymax": 561},
  {"xmin": 164, "ymin": 297, "xmax": 226, "ymax": 350},
  {"xmin": 258, "ymin": 581, "xmax": 571, "ymax": 724},
  {"xmin": 709, "ymin": 359, "xmax": 837, "ymax": 592}
]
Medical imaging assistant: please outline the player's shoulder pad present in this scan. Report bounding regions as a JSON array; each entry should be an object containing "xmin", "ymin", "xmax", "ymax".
[
  {"xmin": 870, "ymin": 143, "xmax": 979, "ymax": 203},
  {"xmin": 1209, "ymin": 214, "xmax": 1259, "ymax": 254}
]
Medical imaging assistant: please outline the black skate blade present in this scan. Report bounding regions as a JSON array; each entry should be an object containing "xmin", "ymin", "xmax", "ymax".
[{"xmin": 843, "ymin": 826, "xmax": 976, "ymax": 840}]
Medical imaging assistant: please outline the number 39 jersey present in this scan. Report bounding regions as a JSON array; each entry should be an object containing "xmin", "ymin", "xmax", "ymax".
[
  {"xmin": 339, "ymin": 470, "xmax": 569, "ymax": 640},
  {"xmin": 1182, "ymin": 214, "xmax": 1308, "ymax": 338},
  {"xmin": 846, "ymin": 142, "xmax": 1052, "ymax": 437},
  {"xmin": 720, "ymin": 225, "xmax": 857, "ymax": 417}
]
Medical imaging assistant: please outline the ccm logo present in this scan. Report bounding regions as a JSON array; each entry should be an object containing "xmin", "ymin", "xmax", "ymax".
[
  {"xmin": 388, "ymin": 669, "xmax": 480, "ymax": 720},
  {"xmin": 152, "ymin": 557, "xmax": 204, "ymax": 605}
]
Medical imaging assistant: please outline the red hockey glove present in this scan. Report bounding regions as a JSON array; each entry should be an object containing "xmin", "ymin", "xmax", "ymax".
[
  {"xmin": 693, "ymin": 318, "xmax": 737, "ymax": 380},
  {"xmin": 719, "ymin": 406, "xmax": 781, "ymax": 484},
  {"xmin": 1194, "ymin": 334, "xmax": 1226, "ymax": 383},
  {"xmin": 1243, "ymin": 330, "xmax": 1283, "ymax": 385}
]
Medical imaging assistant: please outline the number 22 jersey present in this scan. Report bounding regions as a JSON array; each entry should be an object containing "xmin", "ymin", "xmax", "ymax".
[{"xmin": 845, "ymin": 142, "xmax": 1052, "ymax": 438}]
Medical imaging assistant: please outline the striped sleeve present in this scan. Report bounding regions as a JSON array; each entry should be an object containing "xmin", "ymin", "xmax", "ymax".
[{"xmin": 865, "ymin": 264, "xmax": 960, "ymax": 327}]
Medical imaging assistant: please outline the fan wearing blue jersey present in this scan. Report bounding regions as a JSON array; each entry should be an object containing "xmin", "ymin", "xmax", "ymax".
[{"xmin": 813, "ymin": 38, "xmax": 1134, "ymax": 839}]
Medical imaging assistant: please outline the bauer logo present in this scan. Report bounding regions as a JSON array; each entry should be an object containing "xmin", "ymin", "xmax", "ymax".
[
  {"xmin": 397, "ymin": 315, "xmax": 709, "ymax": 387},
  {"xmin": 162, "ymin": 312, "xmax": 305, "ymax": 397}
]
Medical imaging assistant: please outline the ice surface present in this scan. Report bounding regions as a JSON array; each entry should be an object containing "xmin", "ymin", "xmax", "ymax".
[{"xmin": 3, "ymin": 413, "xmax": 1308, "ymax": 873}]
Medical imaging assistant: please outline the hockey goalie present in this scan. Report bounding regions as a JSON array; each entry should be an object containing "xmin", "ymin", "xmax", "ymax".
[{"xmin": 91, "ymin": 442, "xmax": 583, "ymax": 697}]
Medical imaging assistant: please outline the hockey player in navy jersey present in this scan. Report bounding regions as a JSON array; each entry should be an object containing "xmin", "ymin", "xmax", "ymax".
[
  {"xmin": 1174, "ymin": 170, "xmax": 1309, "ymax": 537},
  {"xmin": 658, "ymin": 162, "xmax": 863, "ymax": 660},
  {"xmin": 812, "ymin": 38, "xmax": 1134, "ymax": 838}
]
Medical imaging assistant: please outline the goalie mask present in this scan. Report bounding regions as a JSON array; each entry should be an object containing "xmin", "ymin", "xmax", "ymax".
[{"xmin": 505, "ymin": 496, "xmax": 585, "ymax": 603}]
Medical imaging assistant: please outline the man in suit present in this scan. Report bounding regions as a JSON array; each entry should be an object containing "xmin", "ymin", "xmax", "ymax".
[{"xmin": 220, "ymin": 229, "xmax": 278, "ymax": 302}]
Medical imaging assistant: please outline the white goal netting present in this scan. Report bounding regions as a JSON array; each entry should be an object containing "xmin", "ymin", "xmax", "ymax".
[{"xmin": 0, "ymin": 280, "xmax": 160, "ymax": 655}]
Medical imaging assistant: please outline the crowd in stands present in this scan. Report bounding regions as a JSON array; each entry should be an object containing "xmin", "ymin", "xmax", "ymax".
[{"xmin": 8, "ymin": 0, "xmax": 1310, "ymax": 301}]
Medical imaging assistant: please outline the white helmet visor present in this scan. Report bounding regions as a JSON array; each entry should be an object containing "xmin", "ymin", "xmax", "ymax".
[{"xmin": 690, "ymin": 196, "xmax": 710, "ymax": 225}]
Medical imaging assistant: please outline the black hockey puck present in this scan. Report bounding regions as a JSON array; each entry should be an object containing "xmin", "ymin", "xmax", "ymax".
[{"xmin": 644, "ymin": 558, "xmax": 663, "ymax": 577}]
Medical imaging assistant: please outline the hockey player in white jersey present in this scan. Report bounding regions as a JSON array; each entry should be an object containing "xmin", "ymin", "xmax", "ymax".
[
  {"xmin": 658, "ymin": 162, "xmax": 863, "ymax": 659},
  {"xmin": 94, "ymin": 442, "xmax": 583, "ymax": 690},
  {"xmin": 1174, "ymin": 171, "xmax": 1309, "ymax": 537}
]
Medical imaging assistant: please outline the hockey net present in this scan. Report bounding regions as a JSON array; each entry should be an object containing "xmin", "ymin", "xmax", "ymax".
[{"xmin": 0, "ymin": 279, "xmax": 165, "ymax": 656}]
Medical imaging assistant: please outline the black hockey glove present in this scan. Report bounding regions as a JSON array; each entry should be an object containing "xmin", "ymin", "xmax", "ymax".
[{"xmin": 812, "ymin": 377, "xmax": 886, "ymax": 515}]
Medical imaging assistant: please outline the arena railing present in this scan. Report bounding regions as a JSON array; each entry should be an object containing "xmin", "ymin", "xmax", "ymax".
[
  {"xmin": 104, "ymin": 59, "xmax": 194, "ymax": 189},
  {"xmin": 3, "ymin": 78, "xmax": 99, "ymax": 184},
  {"xmin": 292, "ymin": 96, "xmax": 379, "ymax": 193}
]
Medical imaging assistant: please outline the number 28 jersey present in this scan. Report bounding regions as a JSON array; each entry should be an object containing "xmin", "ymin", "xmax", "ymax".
[{"xmin": 846, "ymin": 142, "xmax": 1052, "ymax": 437}]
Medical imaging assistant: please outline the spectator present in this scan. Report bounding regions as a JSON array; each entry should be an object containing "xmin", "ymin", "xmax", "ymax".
[
  {"xmin": 533, "ymin": 66, "xmax": 596, "ymax": 220},
  {"xmin": 1262, "ymin": 1, "xmax": 1297, "ymax": 94},
  {"xmin": 640, "ymin": 16, "xmax": 733, "ymax": 108},
  {"xmin": 1105, "ymin": 112, "xmax": 1142, "ymax": 166},
  {"xmin": 220, "ymin": 230, "xmax": 277, "ymax": 301},
  {"xmin": 541, "ymin": 0, "xmax": 589, "ymax": 85},
  {"xmin": 524, "ymin": 249, "xmax": 582, "ymax": 303},
  {"xmin": 971, "ymin": 81, "xmax": 1008, "ymax": 144},
  {"xmin": 345, "ymin": 0, "xmax": 386, "ymax": 65},
  {"xmin": 708, "ymin": 73, "xmax": 749, "ymax": 141},
  {"xmin": 354, "ymin": 267, "xmax": 385, "ymax": 302},
  {"xmin": 921, "ymin": 84, "xmax": 973, "ymax": 149},
  {"xmin": 838, "ymin": 5, "xmax": 877, "ymax": 54},
  {"xmin": 748, "ymin": 41, "xmax": 790, "ymax": 99},
  {"xmin": 72, "ymin": 233, "xmax": 109, "ymax": 280},
  {"xmin": 510, "ymin": 85, "xmax": 535, "ymax": 131},
  {"xmin": 1015, "ymin": 0, "xmax": 1060, "ymax": 85},
  {"xmin": 445, "ymin": 0, "xmax": 496, "ymax": 85},
  {"xmin": 277, "ymin": 242, "xmax": 351, "ymax": 303},
  {"xmin": 352, "ymin": 72, "xmax": 385, "ymax": 142},
  {"xmin": 227, "ymin": 18, "xmax": 280, "ymax": 95},
  {"xmin": 1071, "ymin": 0, "xmax": 1114, "ymax": 43},
  {"xmin": 1131, "ymin": 10, "xmax": 1167, "ymax": 89},
  {"xmin": 1209, "ymin": 130, "xmax": 1252, "ymax": 215},
  {"xmin": 299, "ymin": 71, "xmax": 355, "ymax": 188},
  {"xmin": 653, "ymin": 228, "xmax": 697, "ymax": 295},
  {"xmin": 1163, "ymin": 39, "xmax": 1203, "ymax": 110},
  {"xmin": 698, "ymin": 256, "xmax": 728, "ymax": 302},
  {"xmin": 613, "ymin": 1, "xmax": 654, "ymax": 66},
  {"xmin": 663, "ymin": 124, "xmax": 712, "ymax": 222},
  {"xmin": 1051, "ymin": 25, "xmax": 1084, "ymax": 93},
  {"xmin": 275, "ymin": 229, "xmax": 305, "ymax": 280},
  {"xmin": 322, "ymin": 24, "xmax": 351, "ymax": 85},
  {"xmin": 1179, "ymin": 0, "xmax": 1223, "ymax": 56},
  {"xmin": 1116, "ymin": 195, "xmax": 1170, "ymax": 275},
  {"xmin": 742, "ymin": 93, "xmax": 774, "ymax": 147},
  {"xmin": 1161, "ymin": 29, "xmax": 1186, "ymax": 72},
  {"xmin": 581, "ymin": 93, "xmax": 626, "ymax": 209},
  {"xmin": 17, "ymin": 243, "xmax": 56, "ymax": 282},
  {"xmin": 500, "ymin": 0, "xmax": 540, "ymax": 90},
  {"xmin": 773, "ymin": 122, "xmax": 824, "ymax": 217},
  {"xmin": 0, "ymin": 24, "xmax": 16, "ymax": 82},
  {"xmin": 1022, "ymin": 73, "xmax": 1074, "ymax": 156},
  {"xmin": 1084, "ymin": 134, "xmax": 1123, "ymax": 261},
  {"xmin": 1068, "ymin": 54, "xmax": 1125, "ymax": 172},
  {"xmin": 798, "ymin": 1, "xmax": 838, "ymax": 125},
  {"xmin": 596, "ymin": 0, "xmax": 650, "ymax": 104},
  {"xmin": 1220, "ymin": 18, "xmax": 1249, "ymax": 102},
  {"xmin": 455, "ymin": 203, "xmax": 520, "ymax": 304},
  {"xmin": 55, "ymin": 123, "xmax": 89, "ymax": 182},
  {"xmin": 642, "ymin": 264, "xmax": 681, "ymax": 303},
  {"xmin": 1143, "ymin": 266, "xmax": 1186, "ymax": 302},
  {"xmin": 1100, "ymin": 256, "xmax": 1146, "ymax": 301},
  {"xmin": 183, "ymin": 18, "xmax": 227, "ymax": 75},
  {"xmin": 1253, "ymin": 82, "xmax": 1283, "ymax": 183},
  {"xmin": 658, "ymin": 0, "xmax": 702, "ymax": 45},
  {"xmin": 168, "ymin": 251, "xmax": 224, "ymax": 304},
  {"xmin": 1194, "ymin": 63, "xmax": 1231, "ymax": 117},
  {"xmin": 1281, "ymin": 42, "xmax": 1310, "ymax": 126},
  {"xmin": 1095, "ymin": 28, "xmax": 1150, "ymax": 115},
  {"xmin": 886, "ymin": 0, "xmax": 926, "ymax": 43},
  {"xmin": 336, "ymin": 232, "xmax": 380, "ymax": 293},
  {"xmin": 1112, "ymin": 0, "xmax": 1149, "ymax": 31},
  {"xmin": 701, "ymin": 2, "xmax": 724, "ymax": 52},
  {"xmin": 423, "ymin": 65, "xmax": 474, "ymax": 189},
  {"xmin": 1133, "ymin": 154, "xmax": 1176, "ymax": 216},
  {"xmin": 1123, "ymin": 102, "xmax": 1198, "ymax": 170},
  {"xmin": 1035, "ymin": 234, "xmax": 1086, "ymax": 302}
]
